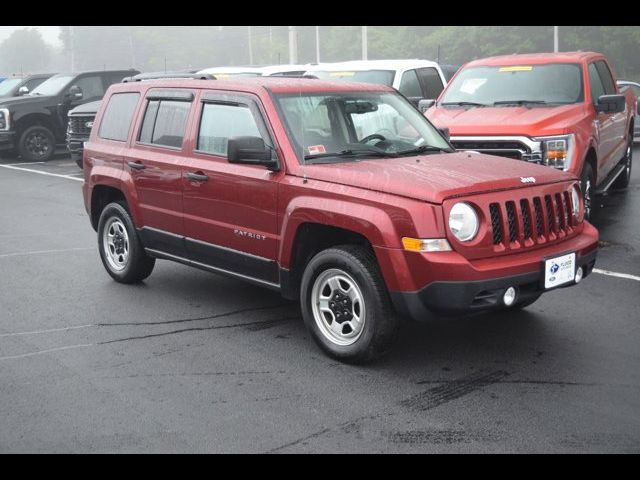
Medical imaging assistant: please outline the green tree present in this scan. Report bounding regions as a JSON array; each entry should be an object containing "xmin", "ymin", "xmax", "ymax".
[{"xmin": 0, "ymin": 28, "xmax": 52, "ymax": 74}]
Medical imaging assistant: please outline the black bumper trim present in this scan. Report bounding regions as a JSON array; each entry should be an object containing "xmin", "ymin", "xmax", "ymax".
[{"xmin": 390, "ymin": 249, "xmax": 597, "ymax": 321}]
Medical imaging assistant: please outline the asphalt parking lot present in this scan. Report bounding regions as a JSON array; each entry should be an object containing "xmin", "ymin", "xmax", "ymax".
[{"xmin": 0, "ymin": 148, "xmax": 639, "ymax": 453}]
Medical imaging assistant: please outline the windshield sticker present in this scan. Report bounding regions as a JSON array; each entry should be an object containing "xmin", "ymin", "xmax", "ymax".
[
  {"xmin": 330, "ymin": 72, "xmax": 356, "ymax": 77},
  {"xmin": 308, "ymin": 145, "xmax": 327, "ymax": 155},
  {"xmin": 499, "ymin": 66, "xmax": 534, "ymax": 72},
  {"xmin": 459, "ymin": 78, "xmax": 487, "ymax": 94}
]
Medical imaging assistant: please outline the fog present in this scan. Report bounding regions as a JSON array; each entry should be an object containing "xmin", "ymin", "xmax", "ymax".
[{"xmin": 0, "ymin": 26, "xmax": 638, "ymax": 79}]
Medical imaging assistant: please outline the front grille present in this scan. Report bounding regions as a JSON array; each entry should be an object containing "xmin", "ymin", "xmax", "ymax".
[
  {"xmin": 487, "ymin": 189, "xmax": 575, "ymax": 251},
  {"xmin": 451, "ymin": 140, "xmax": 541, "ymax": 162},
  {"xmin": 68, "ymin": 115, "xmax": 95, "ymax": 136}
]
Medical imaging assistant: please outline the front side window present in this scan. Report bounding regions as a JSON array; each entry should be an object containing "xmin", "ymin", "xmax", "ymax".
[
  {"xmin": 275, "ymin": 91, "xmax": 452, "ymax": 164},
  {"xmin": 588, "ymin": 63, "xmax": 606, "ymax": 104},
  {"xmin": 197, "ymin": 103, "xmax": 261, "ymax": 156},
  {"xmin": 30, "ymin": 75, "xmax": 74, "ymax": 96},
  {"xmin": 73, "ymin": 76, "xmax": 105, "ymax": 102},
  {"xmin": 139, "ymin": 99, "xmax": 191, "ymax": 149},
  {"xmin": 440, "ymin": 63, "xmax": 584, "ymax": 106},
  {"xmin": 594, "ymin": 61, "xmax": 616, "ymax": 95},
  {"xmin": 398, "ymin": 70, "xmax": 422, "ymax": 98},
  {"xmin": 99, "ymin": 93, "xmax": 140, "ymax": 142},
  {"xmin": 417, "ymin": 67, "xmax": 445, "ymax": 99}
]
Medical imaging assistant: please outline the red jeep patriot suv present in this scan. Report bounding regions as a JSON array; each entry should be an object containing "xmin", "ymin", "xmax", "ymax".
[{"xmin": 83, "ymin": 76, "xmax": 599, "ymax": 362}]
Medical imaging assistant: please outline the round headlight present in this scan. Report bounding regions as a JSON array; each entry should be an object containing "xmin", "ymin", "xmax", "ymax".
[
  {"xmin": 449, "ymin": 202, "xmax": 479, "ymax": 242},
  {"xmin": 571, "ymin": 185, "xmax": 582, "ymax": 221}
]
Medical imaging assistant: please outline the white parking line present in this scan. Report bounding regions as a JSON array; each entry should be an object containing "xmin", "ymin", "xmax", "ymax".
[
  {"xmin": 0, "ymin": 344, "xmax": 94, "ymax": 361},
  {"xmin": 0, "ymin": 163, "xmax": 83, "ymax": 182},
  {"xmin": 593, "ymin": 268, "xmax": 640, "ymax": 282},
  {"xmin": 0, "ymin": 325, "xmax": 96, "ymax": 338},
  {"xmin": 0, "ymin": 247, "xmax": 93, "ymax": 259},
  {"xmin": 4, "ymin": 162, "xmax": 46, "ymax": 166}
]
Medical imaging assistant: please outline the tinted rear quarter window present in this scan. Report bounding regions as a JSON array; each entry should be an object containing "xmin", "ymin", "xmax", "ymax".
[
  {"xmin": 139, "ymin": 100, "xmax": 191, "ymax": 149},
  {"xmin": 98, "ymin": 92, "xmax": 140, "ymax": 141}
]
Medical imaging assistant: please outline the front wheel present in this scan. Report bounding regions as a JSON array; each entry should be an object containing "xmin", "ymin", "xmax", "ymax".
[
  {"xmin": 580, "ymin": 163, "xmax": 596, "ymax": 222},
  {"xmin": 97, "ymin": 202, "xmax": 155, "ymax": 283},
  {"xmin": 18, "ymin": 125, "xmax": 56, "ymax": 162},
  {"xmin": 300, "ymin": 245, "xmax": 399, "ymax": 363},
  {"xmin": 613, "ymin": 135, "xmax": 633, "ymax": 189}
]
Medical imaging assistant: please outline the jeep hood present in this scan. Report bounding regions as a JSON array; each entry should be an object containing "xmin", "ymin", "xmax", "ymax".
[
  {"xmin": 300, "ymin": 152, "xmax": 573, "ymax": 204},
  {"xmin": 427, "ymin": 103, "xmax": 587, "ymax": 137}
]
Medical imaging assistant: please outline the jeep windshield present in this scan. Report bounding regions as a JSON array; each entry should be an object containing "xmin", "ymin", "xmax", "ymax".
[
  {"xmin": 275, "ymin": 91, "xmax": 452, "ymax": 164},
  {"xmin": 440, "ymin": 63, "xmax": 584, "ymax": 106},
  {"xmin": 30, "ymin": 75, "xmax": 74, "ymax": 96}
]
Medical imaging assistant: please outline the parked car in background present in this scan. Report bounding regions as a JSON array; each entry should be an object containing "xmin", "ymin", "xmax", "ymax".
[
  {"xmin": 196, "ymin": 66, "xmax": 264, "ymax": 78},
  {"xmin": 617, "ymin": 80, "xmax": 640, "ymax": 142},
  {"xmin": 426, "ymin": 52, "xmax": 636, "ymax": 220},
  {"xmin": 82, "ymin": 76, "xmax": 597, "ymax": 362},
  {"xmin": 0, "ymin": 73, "xmax": 54, "ymax": 98},
  {"xmin": 256, "ymin": 65, "xmax": 310, "ymax": 77},
  {"xmin": 67, "ymin": 100, "xmax": 101, "ymax": 168},
  {"xmin": 0, "ymin": 69, "xmax": 139, "ymax": 161},
  {"xmin": 304, "ymin": 60, "xmax": 450, "ymax": 106}
]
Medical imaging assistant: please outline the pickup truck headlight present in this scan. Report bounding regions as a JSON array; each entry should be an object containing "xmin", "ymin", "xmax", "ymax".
[
  {"xmin": 449, "ymin": 202, "xmax": 479, "ymax": 242},
  {"xmin": 535, "ymin": 134, "xmax": 575, "ymax": 171},
  {"xmin": 0, "ymin": 108, "xmax": 9, "ymax": 131}
]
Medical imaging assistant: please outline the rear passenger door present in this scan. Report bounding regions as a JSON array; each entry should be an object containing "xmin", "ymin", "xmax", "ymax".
[
  {"xmin": 181, "ymin": 91, "xmax": 280, "ymax": 286},
  {"xmin": 126, "ymin": 89, "xmax": 194, "ymax": 256}
]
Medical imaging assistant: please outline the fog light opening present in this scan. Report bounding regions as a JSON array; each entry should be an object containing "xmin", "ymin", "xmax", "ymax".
[
  {"xmin": 503, "ymin": 287, "xmax": 517, "ymax": 307},
  {"xmin": 575, "ymin": 266, "xmax": 584, "ymax": 284}
]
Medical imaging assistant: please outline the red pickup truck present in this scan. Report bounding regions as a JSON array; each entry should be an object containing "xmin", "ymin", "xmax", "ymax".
[
  {"xmin": 83, "ymin": 76, "xmax": 598, "ymax": 362},
  {"xmin": 426, "ymin": 52, "xmax": 637, "ymax": 220}
]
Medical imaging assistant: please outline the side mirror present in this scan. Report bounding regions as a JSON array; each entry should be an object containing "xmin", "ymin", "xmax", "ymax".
[
  {"xmin": 595, "ymin": 94, "xmax": 625, "ymax": 114},
  {"xmin": 227, "ymin": 136, "xmax": 278, "ymax": 171},
  {"xmin": 17, "ymin": 86, "xmax": 29, "ymax": 96},
  {"xmin": 438, "ymin": 127, "xmax": 450, "ymax": 142},
  {"xmin": 418, "ymin": 99, "xmax": 436, "ymax": 113},
  {"xmin": 67, "ymin": 85, "xmax": 83, "ymax": 101}
]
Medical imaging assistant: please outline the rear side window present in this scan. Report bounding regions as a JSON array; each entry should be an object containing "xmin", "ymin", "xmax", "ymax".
[
  {"xmin": 197, "ymin": 103, "xmax": 261, "ymax": 156},
  {"xmin": 139, "ymin": 100, "xmax": 191, "ymax": 149},
  {"xmin": 98, "ymin": 93, "xmax": 140, "ymax": 142}
]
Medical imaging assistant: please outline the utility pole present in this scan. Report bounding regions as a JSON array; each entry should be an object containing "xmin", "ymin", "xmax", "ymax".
[
  {"xmin": 315, "ymin": 26, "xmax": 321, "ymax": 63},
  {"xmin": 248, "ymin": 25, "xmax": 254, "ymax": 65},
  {"xmin": 362, "ymin": 26, "xmax": 368, "ymax": 60},
  {"xmin": 554, "ymin": 26, "xmax": 559, "ymax": 53},
  {"xmin": 69, "ymin": 25, "xmax": 75, "ymax": 73},
  {"xmin": 289, "ymin": 26, "xmax": 298, "ymax": 64}
]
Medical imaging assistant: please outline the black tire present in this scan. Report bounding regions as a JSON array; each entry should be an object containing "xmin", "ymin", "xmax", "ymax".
[
  {"xmin": 97, "ymin": 202, "xmax": 155, "ymax": 284},
  {"xmin": 300, "ymin": 245, "xmax": 399, "ymax": 363},
  {"xmin": 580, "ymin": 162, "xmax": 596, "ymax": 222},
  {"xmin": 613, "ymin": 134, "xmax": 633, "ymax": 190},
  {"xmin": 18, "ymin": 125, "xmax": 56, "ymax": 162}
]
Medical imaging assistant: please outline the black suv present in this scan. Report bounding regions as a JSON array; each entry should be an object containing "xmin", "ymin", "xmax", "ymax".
[
  {"xmin": 0, "ymin": 74, "xmax": 54, "ymax": 99},
  {"xmin": 0, "ymin": 69, "xmax": 138, "ymax": 161}
]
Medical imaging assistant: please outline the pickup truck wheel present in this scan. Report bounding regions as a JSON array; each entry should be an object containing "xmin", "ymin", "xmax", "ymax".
[
  {"xmin": 580, "ymin": 163, "xmax": 596, "ymax": 221},
  {"xmin": 613, "ymin": 136, "xmax": 633, "ymax": 189},
  {"xmin": 300, "ymin": 245, "xmax": 399, "ymax": 363},
  {"xmin": 97, "ymin": 202, "xmax": 155, "ymax": 284},
  {"xmin": 18, "ymin": 125, "xmax": 56, "ymax": 162}
]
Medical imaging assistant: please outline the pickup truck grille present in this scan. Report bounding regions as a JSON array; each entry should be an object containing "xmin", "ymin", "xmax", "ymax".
[
  {"xmin": 489, "ymin": 190, "xmax": 575, "ymax": 248},
  {"xmin": 68, "ymin": 115, "xmax": 95, "ymax": 136},
  {"xmin": 451, "ymin": 139, "xmax": 542, "ymax": 163}
]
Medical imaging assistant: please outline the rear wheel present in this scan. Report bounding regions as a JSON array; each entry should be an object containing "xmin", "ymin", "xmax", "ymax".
[
  {"xmin": 300, "ymin": 245, "xmax": 399, "ymax": 363},
  {"xmin": 97, "ymin": 202, "xmax": 155, "ymax": 283},
  {"xmin": 613, "ymin": 134, "xmax": 633, "ymax": 189},
  {"xmin": 580, "ymin": 162, "xmax": 596, "ymax": 221},
  {"xmin": 18, "ymin": 125, "xmax": 56, "ymax": 162}
]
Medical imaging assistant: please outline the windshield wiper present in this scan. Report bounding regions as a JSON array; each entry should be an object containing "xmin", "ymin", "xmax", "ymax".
[
  {"xmin": 396, "ymin": 145, "xmax": 451, "ymax": 156},
  {"xmin": 492, "ymin": 100, "xmax": 547, "ymax": 106},
  {"xmin": 440, "ymin": 101, "xmax": 488, "ymax": 107},
  {"xmin": 304, "ymin": 148, "xmax": 397, "ymax": 162}
]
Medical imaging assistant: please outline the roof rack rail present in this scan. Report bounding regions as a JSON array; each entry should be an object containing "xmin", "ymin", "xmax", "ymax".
[{"xmin": 123, "ymin": 72, "xmax": 217, "ymax": 83}]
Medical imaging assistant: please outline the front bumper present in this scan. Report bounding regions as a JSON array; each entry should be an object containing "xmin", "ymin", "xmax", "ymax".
[
  {"xmin": 388, "ymin": 223, "xmax": 598, "ymax": 321},
  {"xmin": 0, "ymin": 131, "xmax": 16, "ymax": 151}
]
